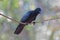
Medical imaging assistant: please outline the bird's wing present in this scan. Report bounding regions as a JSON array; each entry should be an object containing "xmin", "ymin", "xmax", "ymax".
[
  {"xmin": 14, "ymin": 11, "xmax": 32, "ymax": 34},
  {"xmin": 21, "ymin": 11, "xmax": 32, "ymax": 22}
]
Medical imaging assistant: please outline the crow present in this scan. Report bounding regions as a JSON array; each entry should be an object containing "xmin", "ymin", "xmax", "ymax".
[{"xmin": 14, "ymin": 8, "xmax": 41, "ymax": 34}]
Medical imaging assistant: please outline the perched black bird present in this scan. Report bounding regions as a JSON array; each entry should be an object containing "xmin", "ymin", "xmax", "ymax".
[{"xmin": 14, "ymin": 8, "xmax": 41, "ymax": 34}]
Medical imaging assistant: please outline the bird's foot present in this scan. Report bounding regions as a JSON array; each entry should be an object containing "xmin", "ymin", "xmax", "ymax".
[{"xmin": 32, "ymin": 21, "xmax": 36, "ymax": 25}]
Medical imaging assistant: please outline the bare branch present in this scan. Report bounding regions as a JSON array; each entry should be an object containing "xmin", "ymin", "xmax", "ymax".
[{"xmin": 0, "ymin": 13, "xmax": 60, "ymax": 24}]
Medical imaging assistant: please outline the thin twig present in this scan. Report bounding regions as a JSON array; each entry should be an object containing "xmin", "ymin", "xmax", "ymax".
[
  {"xmin": 33, "ymin": 17, "xmax": 60, "ymax": 23},
  {"xmin": 0, "ymin": 13, "xmax": 60, "ymax": 24},
  {"xmin": 0, "ymin": 13, "xmax": 26, "ymax": 24}
]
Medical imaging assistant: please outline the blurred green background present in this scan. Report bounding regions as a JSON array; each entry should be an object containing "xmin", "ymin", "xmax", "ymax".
[{"xmin": 0, "ymin": 0, "xmax": 60, "ymax": 40}]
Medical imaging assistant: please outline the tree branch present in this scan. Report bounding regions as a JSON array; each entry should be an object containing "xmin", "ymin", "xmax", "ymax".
[{"xmin": 0, "ymin": 13, "xmax": 60, "ymax": 24}]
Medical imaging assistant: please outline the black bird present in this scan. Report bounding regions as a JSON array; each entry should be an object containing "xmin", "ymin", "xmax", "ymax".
[{"xmin": 14, "ymin": 8, "xmax": 41, "ymax": 34}]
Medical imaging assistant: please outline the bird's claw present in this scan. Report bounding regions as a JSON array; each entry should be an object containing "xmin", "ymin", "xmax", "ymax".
[{"xmin": 32, "ymin": 21, "xmax": 36, "ymax": 25}]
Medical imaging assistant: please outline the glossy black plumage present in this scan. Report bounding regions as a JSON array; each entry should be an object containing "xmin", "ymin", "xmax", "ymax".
[{"xmin": 14, "ymin": 8, "xmax": 41, "ymax": 34}]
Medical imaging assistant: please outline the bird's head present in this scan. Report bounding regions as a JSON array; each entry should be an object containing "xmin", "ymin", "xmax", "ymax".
[{"xmin": 34, "ymin": 8, "xmax": 41, "ymax": 14}]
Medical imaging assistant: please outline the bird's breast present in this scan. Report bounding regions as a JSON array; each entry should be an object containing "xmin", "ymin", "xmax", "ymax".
[{"xmin": 26, "ymin": 14, "xmax": 36, "ymax": 23}]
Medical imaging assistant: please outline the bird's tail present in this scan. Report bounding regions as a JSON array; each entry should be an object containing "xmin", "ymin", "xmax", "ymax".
[{"xmin": 14, "ymin": 23, "xmax": 25, "ymax": 34}]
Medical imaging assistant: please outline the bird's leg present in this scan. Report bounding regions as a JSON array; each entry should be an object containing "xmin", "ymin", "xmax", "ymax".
[{"xmin": 32, "ymin": 21, "xmax": 36, "ymax": 25}]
